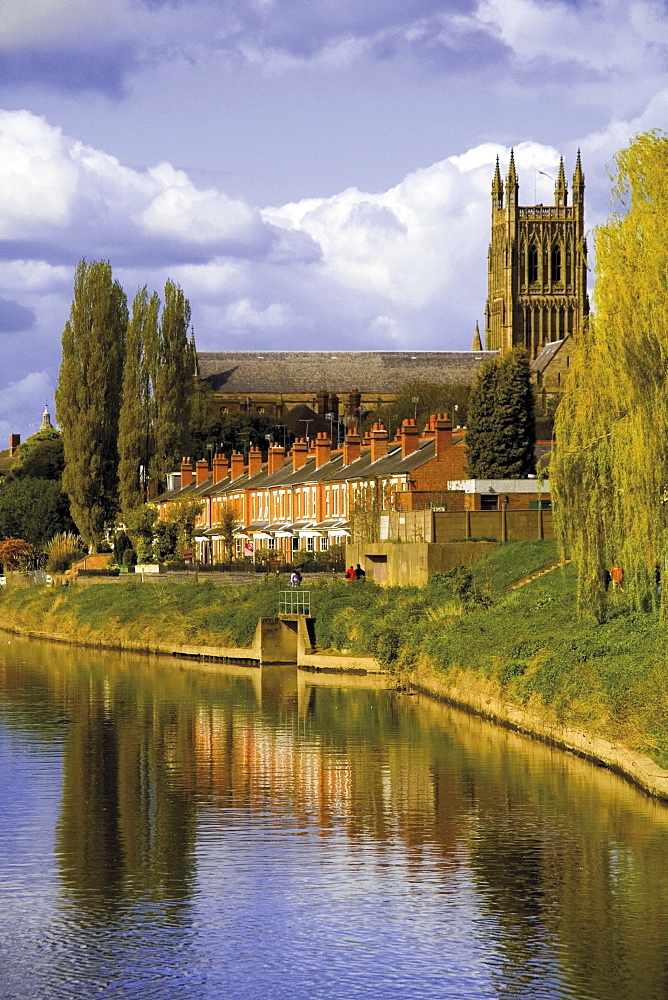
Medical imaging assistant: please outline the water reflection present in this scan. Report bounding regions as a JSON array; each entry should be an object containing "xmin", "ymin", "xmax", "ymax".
[{"xmin": 1, "ymin": 636, "xmax": 668, "ymax": 999}]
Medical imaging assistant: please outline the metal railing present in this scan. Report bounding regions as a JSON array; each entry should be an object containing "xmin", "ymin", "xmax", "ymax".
[{"xmin": 279, "ymin": 590, "xmax": 311, "ymax": 615}]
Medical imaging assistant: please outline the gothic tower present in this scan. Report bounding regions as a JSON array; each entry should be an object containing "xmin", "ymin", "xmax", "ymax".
[{"xmin": 484, "ymin": 150, "xmax": 589, "ymax": 358}]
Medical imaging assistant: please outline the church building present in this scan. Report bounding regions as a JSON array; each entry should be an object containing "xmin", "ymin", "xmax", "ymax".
[{"xmin": 485, "ymin": 150, "xmax": 589, "ymax": 363}]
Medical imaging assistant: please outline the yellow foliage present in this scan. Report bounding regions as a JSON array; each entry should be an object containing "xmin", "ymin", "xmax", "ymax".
[{"xmin": 552, "ymin": 132, "xmax": 668, "ymax": 619}]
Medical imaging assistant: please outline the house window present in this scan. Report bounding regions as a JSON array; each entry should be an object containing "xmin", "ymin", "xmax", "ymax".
[
  {"xmin": 480, "ymin": 494, "xmax": 498, "ymax": 511},
  {"xmin": 306, "ymin": 536, "xmax": 314, "ymax": 551},
  {"xmin": 292, "ymin": 536, "xmax": 298, "ymax": 551},
  {"xmin": 268, "ymin": 537, "xmax": 276, "ymax": 549},
  {"xmin": 320, "ymin": 537, "xmax": 329, "ymax": 551}
]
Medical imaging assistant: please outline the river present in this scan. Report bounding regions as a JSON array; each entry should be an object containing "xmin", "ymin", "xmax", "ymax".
[{"xmin": 0, "ymin": 635, "xmax": 667, "ymax": 999}]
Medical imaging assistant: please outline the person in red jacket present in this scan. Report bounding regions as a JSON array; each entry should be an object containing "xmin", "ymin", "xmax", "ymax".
[{"xmin": 345, "ymin": 566, "xmax": 356, "ymax": 582}]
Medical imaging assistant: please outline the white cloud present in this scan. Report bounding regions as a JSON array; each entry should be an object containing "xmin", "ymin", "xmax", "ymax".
[{"xmin": 0, "ymin": 370, "xmax": 54, "ymax": 443}]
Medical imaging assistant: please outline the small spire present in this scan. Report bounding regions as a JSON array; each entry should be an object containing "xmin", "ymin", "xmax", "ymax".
[
  {"xmin": 492, "ymin": 156, "xmax": 503, "ymax": 208},
  {"xmin": 507, "ymin": 148, "xmax": 517, "ymax": 183},
  {"xmin": 572, "ymin": 149, "xmax": 585, "ymax": 204},
  {"xmin": 471, "ymin": 321, "xmax": 483, "ymax": 352},
  {"xmin": 505, "ymin": 148, "xmax": 518, "ymax": 204},
  {"xmin": 555, "ymin": 156, "xmax": 567, "ymax": 206}
]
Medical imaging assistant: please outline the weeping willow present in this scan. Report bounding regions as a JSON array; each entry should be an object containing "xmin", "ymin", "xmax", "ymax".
[{"xmin": 552, "ymin": 132, "xmax": 668, "ymax": 620}]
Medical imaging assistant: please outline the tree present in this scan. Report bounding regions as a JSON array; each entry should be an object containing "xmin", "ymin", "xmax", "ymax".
[
  {"xmin": 216, "ymin": 503, "xmax": 240, "ymax": 563},
  {"xmin": 7, "ymin": 428, "xmax": 64, "ymax": 481},
  {"xmin": 0, "ymin": 538, "xmax": 41, "ymax": 571},
  {"xmin": 56, "ymin": 260, "xmax": 128, "ymax": 550},
  {"xmin": 152, "ymin": 280, "xmax": 195, "ymax": 491},
  {"xmin": 374, "ymin": 381, "xmax": 470, "ymax": 439},
  {"xmin": 0, "ymin": 478, "xmax": 76, "ymax": 546},
  {"xmin": 465, "ymin": 350, "xmax": 535, "ymax": 478},
  {"xmin": 551, "ymin": 132, "xmax": 668, "ymax": 620},
  {"xmin": 118, "ymin": 287, "xmax": 159, "ymax": 516}
]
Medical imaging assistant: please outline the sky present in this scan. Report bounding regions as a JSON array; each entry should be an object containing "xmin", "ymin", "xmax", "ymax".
[{"xmin": 1, "ymin": 0, "xmax": 668, "ymax": 440}]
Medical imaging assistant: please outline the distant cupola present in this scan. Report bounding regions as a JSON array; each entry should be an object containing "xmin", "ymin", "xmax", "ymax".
[{"xmin": 40, "ymin": 404, "xmax": 53, "ymax": 432}]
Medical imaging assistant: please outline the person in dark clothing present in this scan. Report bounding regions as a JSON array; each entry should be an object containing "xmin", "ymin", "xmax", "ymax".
[{"xmin": 354, "ymin": 564, "xmax": 366, "ymax": 580}]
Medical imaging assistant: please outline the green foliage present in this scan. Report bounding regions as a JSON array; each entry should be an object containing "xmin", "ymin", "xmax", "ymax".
[
  {"xmin": 191, "ymin": 409, "xmax": 292, "ymax": 459},
  {"xmin": 466, "ymin": 349, "xmax": 536, "ymax": 478},
  {"xmin": 0, "ymin": 477, "xmax": 76, "ymax": 546},
  {"xmin": 118, "ymin": 287, "xmax": 160, "ymax": 516},
  {"xmin": 122, "ymin": 547, "xmax": 137, "ymax": 567},
  {"xmin": 374, "ymin": 380, "xmax": 470, "ymax": 438},
  {"xmin": 552, "ymin": 132, "xmax": 668, "ymax": 620},
  {"xmin": 56, "ymin": 259, "xmax": 128, "ymax": 551},
  {"xmin": 7, "ymin": 429, "xmax": 64, "ymax": 482},
  {"xmin": 151, "ymin": 280, "xmax": 195, "ymax": 491},
  {"xmin": 152, "ymin": 520, "xmax": 178, "ymax": 562},
  {"xmin": 112, "ymin": 530, "xmax": 133, "ymax": 566}
]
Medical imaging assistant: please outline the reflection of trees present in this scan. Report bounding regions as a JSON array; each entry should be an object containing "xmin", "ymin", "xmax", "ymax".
[
  {"xmin": 56, "ymin": 672, "xmax": 198, "ymax": 916},
  {"xmin": 3, "ymin": 636, "xmax": 668, "ymax": 998}
]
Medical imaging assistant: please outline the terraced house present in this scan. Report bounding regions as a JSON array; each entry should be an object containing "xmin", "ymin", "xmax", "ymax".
[{"xmin": 154, "ymin": 414, "xmax": 468, "ymax": 562}]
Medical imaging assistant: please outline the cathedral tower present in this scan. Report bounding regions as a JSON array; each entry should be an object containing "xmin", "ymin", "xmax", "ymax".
[{"xmin": 484, "ymin": 150, "xmax": 589, "ymax": 358}]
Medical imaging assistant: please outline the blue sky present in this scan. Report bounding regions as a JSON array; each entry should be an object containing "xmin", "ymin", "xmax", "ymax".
[{"xmin": 1, "ymin": 0, "xmax": 667, "ymax": 439}]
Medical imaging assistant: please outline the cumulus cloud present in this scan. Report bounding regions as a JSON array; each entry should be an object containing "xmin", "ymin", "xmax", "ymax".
[
  {"xmin": 0, "ymin": 109, "xmax": 290, "ymax": 267},
  {"xmin": 0, "ymin": 370, "xmax": 54, "ymax": 443}
]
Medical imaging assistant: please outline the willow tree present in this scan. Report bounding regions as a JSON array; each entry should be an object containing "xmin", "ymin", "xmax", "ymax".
[
  {"xmin": 551, "ymin": 132, "xmax": 668, "ymax": 620},
  {"xmin": 117, "ymin": 287, "xmax": 159, "ymax": 517},
  {"xmin": 56, "ymin": 260, "xmax": 127, "ymax": 550},
  {"xmin": 151, "ymin": 280, "xmax": 195, "ymax": 492}
]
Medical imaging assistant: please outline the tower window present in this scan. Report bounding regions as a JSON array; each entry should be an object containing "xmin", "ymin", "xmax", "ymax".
[
  {"xmin": 551, "ymin": 246, "xmax": 562, "ymax": 282},
  {"xmin": 528, "ymin": 246, "xmax": 538, "ymax": 283}
]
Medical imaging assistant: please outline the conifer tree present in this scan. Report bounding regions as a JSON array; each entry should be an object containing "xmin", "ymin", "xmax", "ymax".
[
  {"xmin": 552, "ymin": 131, "xmax": 668, "ymax": 620},
  {"xmin": 151, "ymin": 280, "xmax": 194, "ymax": 491},
  {"xmin": 118, "ymin": 287, "xmax": 159, "ymax": 517},
  {"xmin": 465, "ymin": 350, "xmax": 535, "ymax": 479},
  {"xmin": 56, "ymin": 260, "xmax": 127, "ymax": 550}
]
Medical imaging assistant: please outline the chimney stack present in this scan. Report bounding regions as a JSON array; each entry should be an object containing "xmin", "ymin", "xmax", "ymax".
[
  {"xmin": 316, "ymin": 390, "xmax": 328, "ymax": 417},
  {"xmin": 180, "ymin": 457, "xmax": 193, "ymax": 487},
  {"xmin": 433, "ymin": 413, "xmax": 453, "ymax": 458},
  {"xmin": 195, "ymin": 459, "xmax": 209, "ymax": 485},
  {"xmin": 400, "ymin": 418, "xmax": 420, "ymax": 458},
  {"xmin": 369, "ymin": 423, "xmax": 388, "ymax": 463},
  {"xmin": 268, "ymin": 443, "xmax": 285, "ymax": 475},
  {"xmin": 248, "ymin": 445, "xmax": 263, "ymax": 477},
  {"xmin": 8, "ymin": 433, "xmax": 20, "ymax": 457},
  {"xmin": 314, "ymin": 432, "xmax": 331, "ymax": 468},
  {"xmin": 230, "ymin": 451, "xmax": 245, "ymax": 480},
  {"xmin": 291, "ymin": 438, "xmax": 309, "ymax": 472},
  {"xmin": 212, "ymin": 453, "xmax": 228, "ymax": 483},
  {"xmin": 343, "ymin": 430, "xmax": 361, "ymax": 465}
]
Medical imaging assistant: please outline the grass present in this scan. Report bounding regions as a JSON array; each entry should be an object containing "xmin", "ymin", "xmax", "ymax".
[{"xmin": 1, "ymin": 540, "xmax": 667, "ymax": 767}]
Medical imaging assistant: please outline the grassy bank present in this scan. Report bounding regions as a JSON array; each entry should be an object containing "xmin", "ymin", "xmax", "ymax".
[{"xmin": 1, "ymin": 540, "xmax": 666, "ymax": 768}]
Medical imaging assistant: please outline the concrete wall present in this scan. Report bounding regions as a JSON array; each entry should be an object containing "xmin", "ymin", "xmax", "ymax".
[{"xmin": 346, "ymin": 541, "xmax": 499, "ymax": 587}]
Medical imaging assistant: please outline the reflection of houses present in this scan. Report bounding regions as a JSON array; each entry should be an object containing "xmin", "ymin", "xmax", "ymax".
[{"xmin": 155, "ymin": 414, "xmax": 469, "ymax": 561}]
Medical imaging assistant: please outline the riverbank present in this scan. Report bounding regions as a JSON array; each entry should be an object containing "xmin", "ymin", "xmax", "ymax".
[{"xmin": 1, "ymin": 540, "xmax": 667, "ymax": 797}]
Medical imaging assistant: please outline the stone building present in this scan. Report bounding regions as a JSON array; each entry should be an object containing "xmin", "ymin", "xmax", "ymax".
[
  {"xmin": 485, "ymin": 150, "xmax": 589, "ymax": 361},
  {"xmin": 197, "ymin": 350, "xmax": 491, "ymax": 421}
]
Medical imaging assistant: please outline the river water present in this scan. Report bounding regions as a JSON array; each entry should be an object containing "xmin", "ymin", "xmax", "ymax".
[{"xmin": 1, "ymin": 636, "xmax": 667, "ymax": 1000}]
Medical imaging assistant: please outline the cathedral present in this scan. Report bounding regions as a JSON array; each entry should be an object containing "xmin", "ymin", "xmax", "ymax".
[{"xmin": 485, "ymin": 150, "xmax": 589, "ymax": 360}]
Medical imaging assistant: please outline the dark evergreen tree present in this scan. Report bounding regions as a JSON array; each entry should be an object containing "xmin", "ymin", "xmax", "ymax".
[
  {"xmin": 0, "ymin": 477, "xmax": 76, "ymax": 546},
  {"xmin": 118, "ymin": 287, "xmax": 159, "ymax": 516},
  {"xmin": 465, "ymin": 358, "xmax": 500, "ymax": 477},
  {"xmin": 56, "ymin": 259, "xmax": 127, "ymax": 550},
  {"xmin": 151, "ymin": 280, "xmax": 194, "ymax": 491},
  {"xmin": 465, "ymin": 350, "xmax": 535, "ymax": 478}
]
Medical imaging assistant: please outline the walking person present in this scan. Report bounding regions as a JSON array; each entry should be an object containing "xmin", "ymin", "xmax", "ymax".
[{"xmin": 354, "ymin": 563, "xmax": 366, "ymax": 581}]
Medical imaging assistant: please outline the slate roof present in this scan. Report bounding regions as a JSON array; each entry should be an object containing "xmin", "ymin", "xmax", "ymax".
[
  {"xmin": 198, "ymin": 350, "xmax": 495, "ymax": 394},
  {"xmin": 532, "ymin": 340, "xmax": 565, "ymax": 374}
]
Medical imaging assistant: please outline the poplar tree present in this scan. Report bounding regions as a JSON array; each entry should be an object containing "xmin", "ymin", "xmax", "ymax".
[
  {"xmin": 551, "ymin": 131, "xmax": 668, "ymax": 620},
  {"xmin": 151, "ymin": 280, "xmax": 195, "ymax": 491},
  {"xmin": 118, "ymin": 287, "xmax": 159, "ymax": 517},
  {"xmin": 465, "ymin": 350, "xmax": 535, "ymax": 479},
  {"xmin": 56, "ymin": 260, "xmax": 127, "ymax": 551}
]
